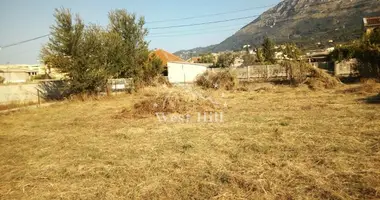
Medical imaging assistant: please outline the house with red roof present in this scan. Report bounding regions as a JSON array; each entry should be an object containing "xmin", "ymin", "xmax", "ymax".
[
  {"xmin": 363, "ymin": 17, "xmax": 380, "ymax": 34},
  {"xmin": 151, "ymin": 49, "xmax": 212, "ymax": 84}
]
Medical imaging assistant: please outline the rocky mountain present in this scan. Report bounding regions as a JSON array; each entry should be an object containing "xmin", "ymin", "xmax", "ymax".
[{"xmin": 175, "ymin": 0, "xmax": 380, "ymax": 58}]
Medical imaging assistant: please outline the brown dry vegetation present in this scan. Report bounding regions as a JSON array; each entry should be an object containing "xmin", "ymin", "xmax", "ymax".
[
  {"xmin": 0, "ymin": 101, "xmax": 38, "ymax": 111},
  {"xmin": 195, "ymin": 70, "xmax": 238, "ymax": 90},
  {"xmin": 1, "ymin": 84, "xmax": 380, "ymax": 199},
  {"xmin": 130, "ymin": 87, "xmax": 218, "ymax": 116}
]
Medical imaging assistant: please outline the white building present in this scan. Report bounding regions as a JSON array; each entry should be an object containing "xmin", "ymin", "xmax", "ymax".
[
  {"xmin": 0, "ymin": 65, "xmax": 39, "ymax": 83},
  {"xmin": 167, "ymin": 61, "xmax": 212, "ymax": 84}
]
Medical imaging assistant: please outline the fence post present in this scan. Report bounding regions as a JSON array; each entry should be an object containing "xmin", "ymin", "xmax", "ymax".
[
  {"xmin": 334, "ymin": 61, "xmax": 339, "ymax": 76},
  {"xmin": 37, "ymin": 89, "xmax": 41, "ymax": 107},
  {"xmin": 247, "ymin": 66, "xmax": 250, "ymax": 81}
]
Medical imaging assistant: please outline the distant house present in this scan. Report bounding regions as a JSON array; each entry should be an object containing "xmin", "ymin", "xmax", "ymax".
[
  {"xmin": 0, "ymin": 66, "xmax": 38, "ymax": 83},
  {"xmin": 363, "ymin": 17, "xmax": 380, "ymax": 34},
  {"xmin": 187, "ymin": 57, "xmax": 201, "ymax": 63},
  {"xmin": 152, "ymin": 49, "xmax": 184, "ymax": 76},
  {"xmin": 167, "ymin": 61, "xmax": 212, "ymax": 84}
]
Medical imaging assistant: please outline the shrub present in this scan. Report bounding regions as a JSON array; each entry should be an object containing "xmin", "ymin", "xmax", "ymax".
[
  {"xmin": 195, "ymin": 70, "xmax": 238, "ymax": 90},
  {"xmin": 329, "ymin": 29, "xmax": 380, "ymax": 80},
  {"xmin": 215, "ymin": 53, "xmax": 237, "ymax": 68}
]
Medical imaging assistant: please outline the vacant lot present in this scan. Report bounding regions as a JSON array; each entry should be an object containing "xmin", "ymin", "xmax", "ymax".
[{"xmin": 0, "ymin": 84, "xmax": 379, "ymax": 199}]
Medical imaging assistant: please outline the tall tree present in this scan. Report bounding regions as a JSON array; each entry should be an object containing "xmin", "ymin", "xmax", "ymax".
[
  {"xmin": 41, "ymin": 8, "xmax": 108, "ymax": 94},
  {"xmin": 284, "ymin": 43, "xmax": 302, "ymax": 60},
  {"xmin": 108, "ymin": 9, "xmax": 149, "ymax": 79},
  {"xmin": 262, "ymin": 37, "xmax": 276, "ymax": 64},
  {"xmin": 41, "ymin": 8, "xmax": 163, "ymax": 96},
  {"xmin": 256, "ymin": 48, "xmax": 265, "ymax": 63}
]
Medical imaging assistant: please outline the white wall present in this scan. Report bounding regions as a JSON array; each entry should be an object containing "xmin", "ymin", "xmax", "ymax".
[
  {"xmin": 0, "ymin": 83, "xmax": 38, "ymax": 103},
  {"xmin": 167, "ymin": 62, "xmax": 208, "ymax": 84},
  {"xmin": 0, "ymin": 72, "xmax": 29, "ymax": 83}
]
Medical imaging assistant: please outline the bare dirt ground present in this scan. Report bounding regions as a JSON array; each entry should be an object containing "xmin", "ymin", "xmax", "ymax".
[{"xmin": 0, "ymin": 84, "xmax": 379, "ymax": 199}]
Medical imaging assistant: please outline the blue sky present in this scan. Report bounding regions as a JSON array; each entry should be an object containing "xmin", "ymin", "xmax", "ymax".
[{"xmin": 0, "ymin": 0, "xmax": 280, "ymax": 64}]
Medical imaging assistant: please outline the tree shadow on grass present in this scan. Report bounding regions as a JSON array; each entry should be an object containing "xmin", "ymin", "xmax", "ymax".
[
  {"xmin": 38, "ymin": 80, "xmax": 69, "ymax": 101},
  {"xmin": 361, "ymin": 94, "xmax": 380, "ymax": 104}
]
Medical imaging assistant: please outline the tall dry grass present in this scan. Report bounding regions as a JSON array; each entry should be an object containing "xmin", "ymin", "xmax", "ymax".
[{"xmin": 0, "ymin": 84, "xmax": 379, "ymax": 199}]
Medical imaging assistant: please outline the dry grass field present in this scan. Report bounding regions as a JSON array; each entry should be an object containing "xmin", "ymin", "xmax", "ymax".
[{"xmin": 1, "ymin": 83, "xmax": 380, "ymax": 199}]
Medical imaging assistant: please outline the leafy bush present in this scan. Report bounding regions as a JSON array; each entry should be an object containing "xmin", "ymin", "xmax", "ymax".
[
  {"xmin": 330, "ymin": 29, "xmax": 380, "ymax": 80},
  {"xmin": 199, "ymin": 53, "xmax": 215, "ymax": 64},
  {"xmin": 195, "ymin": 70, "xmax": 238, "ymax": 90},
  {"xmin": 214, "ymin": 53, "xmax": 237, "ymax": 68}
]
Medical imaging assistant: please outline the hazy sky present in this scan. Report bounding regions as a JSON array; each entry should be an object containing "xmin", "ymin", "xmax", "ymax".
[{"xmin": 0, "ymin": 0, "xmax": 280, "ymax": 64}]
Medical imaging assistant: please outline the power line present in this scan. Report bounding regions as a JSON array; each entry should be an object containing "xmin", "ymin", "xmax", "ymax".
[
  {"xmin": 0, "ymin": 34, "xmax": 50, "ymax": 49},
  {"xmin": 145, "ymin": 4, "xmax": 275, "ymax": 24},
  {"xmin": 0, "ymin": 0, "xmax": 365, "ymax": 49},
  {"xmin": 148, "ymin": 15, "xmax": 259, "ymax": 30},
  {"xmin": 147, "ymin": 28, "xmax": 239, "ymax": 38},
  {"xmin": 0, "ymin": 15, "xmax": 257, "ymax": 49},
  {"xmin": 149, "ymin": 24, "xmax": 246, "ymax": 36}
]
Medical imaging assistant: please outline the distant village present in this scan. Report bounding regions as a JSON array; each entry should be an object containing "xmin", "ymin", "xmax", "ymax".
[{"xmin": 1, "ymin": 16, "xmax": 379, "ymax": 85}]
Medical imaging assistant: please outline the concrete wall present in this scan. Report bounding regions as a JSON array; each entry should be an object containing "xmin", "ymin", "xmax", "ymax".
[
  {"xmin": 334, "ymin": 59, "xmax": 358, "ymax": 76},
  {"xmin": 213, "ymin": 65, "xmax": 287, "ymax": 80},
  {"xmin": 0, "ymin": 71, "xmax": 30, "ymax": 83},
  {"xmin": 0, "ymin": 83, "xmax": 39, "ymax": 103},
  {"xmin": 168, "ymin": 62, "xmax": 208, "ymax": 83}
]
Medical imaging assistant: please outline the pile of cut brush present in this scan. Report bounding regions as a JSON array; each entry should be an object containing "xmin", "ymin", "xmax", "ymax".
[
  {"xmin": 195, "ymin": 70, "xmax": 238, "ymax": 90},
  {"xmin": 120, "ymin": 87, "xmax": 220, "ymax": 117},
  {"xmin": 281, "ymin": 61, "xmax": 341, "ymax": 90}
]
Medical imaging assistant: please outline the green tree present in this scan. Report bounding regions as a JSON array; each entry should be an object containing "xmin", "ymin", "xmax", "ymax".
[
  {"xmin": 284, "ymin": 43, "xmax": 302, "ymax": 60},
  {"xmin": 262, "ymin": 37, "xmax": 276, "ymax": 64},
  {"xmin": 108, "ymin": 9, "xmax": 149, "ymax": 79},
  {"xmin": 41, "ymin": 8, "xmax": 158, "ymax": 96},
  {"xmin": 140, "ymin": 52, "xmax": 164, "ymax": 83},
  {"xmin": 199, "ymin": 53, "xmax": 215, "ymax": 63},
  {"xmin": 242, "ymin": 54, "xmax": 256, "ymax": 66},
  {"xmin": 215, "ymin": 52, "xmax": 236, "ymax": 68},
  {"xmin": 41, "ymin": 8, "xmax": 105, "ymax": 94},
  {"xmin": 256, "ymin": 48, "xmax": 265, "ymax": 63}
]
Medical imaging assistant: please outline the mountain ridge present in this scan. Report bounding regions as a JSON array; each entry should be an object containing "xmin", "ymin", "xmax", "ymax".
[{"xmin": 175, "ymin": 0, "xmax": 380, "ymax": 58}]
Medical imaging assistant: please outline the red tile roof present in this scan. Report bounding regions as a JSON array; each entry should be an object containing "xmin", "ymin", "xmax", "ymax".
[
  {"xmin": 364, "ymin": 17, "xmax": 380, "ymax": 27},
  {"xmin": 152, "ymin": 49, "xmax": 184, "ymax": 66}
]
